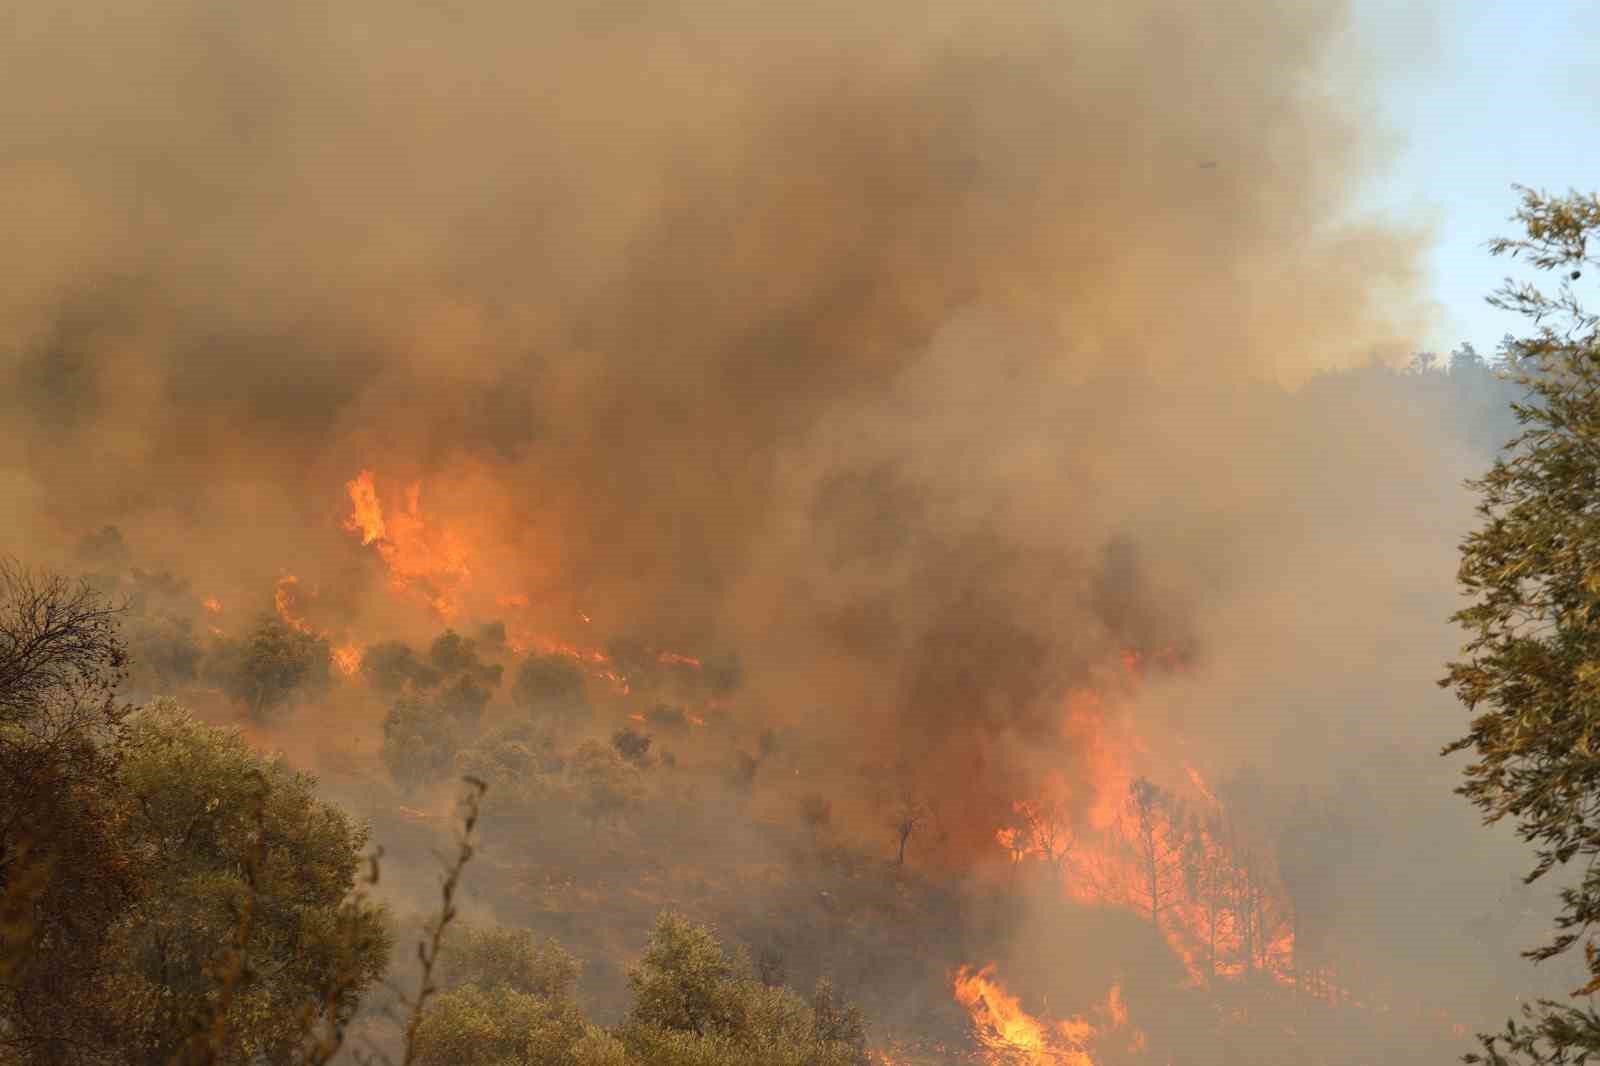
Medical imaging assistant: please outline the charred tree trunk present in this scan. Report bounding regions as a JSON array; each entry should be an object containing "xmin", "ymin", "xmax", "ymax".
[
  {"xmin": 1207, "ymin": 903, "xmax": 1219, "ymax": 982},
  {"xmin": 1147, "ymin": 843, "xmax": 1160, "ymax": 928}
]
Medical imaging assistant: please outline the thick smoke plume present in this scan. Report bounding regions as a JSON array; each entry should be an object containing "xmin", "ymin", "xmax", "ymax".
[
  {"xmin": 6, "ymin": 0, "xmax": 1539, "ymax": 1049},
  {"xmin": 2, "ymin": 0, "xmax": 1425, "ymax": 790}
]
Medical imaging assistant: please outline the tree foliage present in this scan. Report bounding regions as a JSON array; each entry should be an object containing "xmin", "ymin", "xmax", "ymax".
[
  {"xmin": 362, "ymin": 640, "xmax": 441, "ymax": 695},
  {"xmin": 455, "ymin": 721, "xmax": 565, "ymax": 796},
  {"xmin": 383, "ymin": 695, "xmax": 463, "ymax": 791},
  {"xmin": 412, "ymin": 926, "xmax": 586, "ymax": 1066},
  {"xmin": 0, "ymin": 562, "xmax": 137, "ymax": 1065},
  {"xmin": 411, "ymin": 983, "xmax": 588, "ymax": 1066},
  {"xmin": 570, "ymin": 740, "xmax": 643, "ymax": 830},
  {"xmin": 512, "ymin": 656, "xmax": 591, "ymax": 724},
  {"xmin": 439, "ymin": 925, "xmax": 581, "ymax": 1000},
  {"xmin": 1, "ymin": 567, "xmax": 389, "ymax": 1064},
  {"xmin": 112, "ymin": 701, "xmax": 391, "ymax": 1064},
  {"xmin": 1441, "ymin": 187, "xmax": 1600, "ymax": 1064},
  {"xmin": 428, "ymin": 629, "xmax": 504, "ymax": 690},
  {"xmin": 611, "ymin": 727, "xmax": 653, "ymax": 766},
  {"xmin": 618, "ymin": 913, "xmax": 869, "ymax": 1066},
  {"xmin": 0, "ymin": 560, "xmax": 127, "ymax": 738},
  {"xmin": 410, "ymin": 913, "xmax": 869, "ymax": 1066},
  {"xmin": 207, "ymin": 615, "xmax": 331, "ymax": 721}
]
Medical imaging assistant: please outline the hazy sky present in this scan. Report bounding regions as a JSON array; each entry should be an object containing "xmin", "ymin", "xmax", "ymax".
[{"xmin": 1355, "ymin": 0, "xmax": 1598, "ymax": 356}]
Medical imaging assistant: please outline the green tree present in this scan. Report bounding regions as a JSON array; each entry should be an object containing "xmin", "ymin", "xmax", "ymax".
[
  {"xmin": 627, "ymin": 914, "xmax": 745, "ymax": 1038},
  {"xmin": 569, "ymin": 740, "xmax": 642, "ymax": 831},
  {"xmin": 512, "ymin": 655, "xmax": 590, "ymax": 724},
  {"xmin": 0, "ymin": 562, "xmax": 141, "ymax": 1066},
  {"xmin": 126, "ymin": 611, "xmax": 203, "ymax": 693},
  {"xmin": 2, "ymin": 569, "xmax": 390, "ymax": 1065},
  {"xmin": 110, "ymin": 701, "xmax": 390, "ymax": 1064},
  {"xmin": 361, "ymin": 640, "xmax": 440, "ymax": 695},
  {"xmin": 364, "ymin": 631, "xmax": 499, "ymax": 725},
  {"xmin": 456, "ymin": 722, "xmax": 564, "ymax": 785},
  {"xmin": 1440, "ymin": 187, "xmax": 1600, "ymax": 1064},
  {"xmin": 411, "ymin": 927, "xmax": 586, "ymax": 1066},
  {"xmin": 382, "ymin": 695, "xmax": 462, "ymax": 791},
  {"xmin": 437, "ymin": 673, "xmax": 494, "ymax": 726},
  {"xmin": 439, "ymin": 925, "xmax": 580, "ymax": 998},
  {"xmin": 429, "ymin": 629, "xmax": 503, "ymax": 689},
  {"xmin": 620, "ymin": 913, "xmax": 868, "ymax": 1066},
  {"xmin": 611, "ymin": 727, "xmax": 653, "ymax": 766},
  {"xmin": 207, "ymin": 615, "xmax": 331, "ymax": 721},
  {"xmin": 411, "ymin": 984, "xmax": 586, "ymax": 1066}
]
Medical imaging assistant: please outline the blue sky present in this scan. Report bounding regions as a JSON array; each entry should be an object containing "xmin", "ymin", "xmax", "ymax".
[{"xmin": 1353, "ymin": 1, "xmax": 1598, "ymax": 356}]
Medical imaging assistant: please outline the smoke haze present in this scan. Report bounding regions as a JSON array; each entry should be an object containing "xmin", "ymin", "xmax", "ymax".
[{"xmin": 2, "ymin": 0, "xmax": 1553, "ymax": 1055}]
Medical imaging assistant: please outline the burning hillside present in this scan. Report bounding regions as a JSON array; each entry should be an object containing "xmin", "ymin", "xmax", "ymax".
[
  {"xmin": 952, "ymin": 966, "xmax": 1143, "ymax": 1066},
  {"xmin": 0, "ymin": 0, "xmax": 1565, "ymax": 1059},
  {"xmin": 76, "ymin": 457, "xmax": 1488, "ymax": 1063}
]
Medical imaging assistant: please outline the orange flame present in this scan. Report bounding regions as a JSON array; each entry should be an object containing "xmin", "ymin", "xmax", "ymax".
[
  {"xmin": 342, "ymin": 469, "xmax": 471, "ymax": 618},
  {"xmin": 332, "ymin": 641, "xmax": 364, "ymax": 678},
  {"xmin": 997, "ymin": 673, "xmax": 1296, "ymax": 989},
  {"xmin": 952, "ymin": 965, "xmax": 1131, "ymax": 1066},
  {"xmin": 657, "ymin": 651, "xmax": 702, "ymax": 668},
  {"xmin": 1185, "ymin": 765, "xmax": 1218, "ymax": 806},
  {"xmin": 202, "ymin": 596, "xmax": 223, "ymax": 614},
  {"xmin": 274, "ymin": 574, "xmax": 318, "ymax": 636},
  {"xmin": 273, "ymin": 574, "xmax": 364, "ymax": 681},
  {"xmin": 343, "ymin": 469, "xmax": 386, "ymax": 545}
]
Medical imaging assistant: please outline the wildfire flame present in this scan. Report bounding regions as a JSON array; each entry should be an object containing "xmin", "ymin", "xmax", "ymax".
[
  {"xmin": 1185, "ymin": 765, "xmax": 1218, "ymax": 806},
  {"xmin": 274, "ymin": 574, "xmax": 318, "ymax": 636},
  {"xmin": 657, "ymin": 651, "xmax": 702, "ymax": 668},
  {"xmin": 331, "ymin": 641, "xmax": 364, "ymax": 678},
  {"xmin": 202, "ymin": 596, "xmax": 223, "ymax": 614},
  {"xmin": 342, "ymin": 469, "xmax": 471, "ymax": 618},
  {"xmin": 273, "ymin": 574, "xmax": 364, "ymax": 679},
  {"xmin": 984, "ymin": 668, "xmax": 1295, "ymax": 998},
  {"xmin": 953, "ymin": 965, "xmax": 1134, "ymax": 1066},
  {"xmin": 344, "ymin": 469, "xmax": 386, "ymax": 545}
]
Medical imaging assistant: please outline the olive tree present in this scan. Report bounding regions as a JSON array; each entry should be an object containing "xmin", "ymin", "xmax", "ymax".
[{"xmin": 1440, "ymin": 187, "xmax": 1600, "ymax": 1064}]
